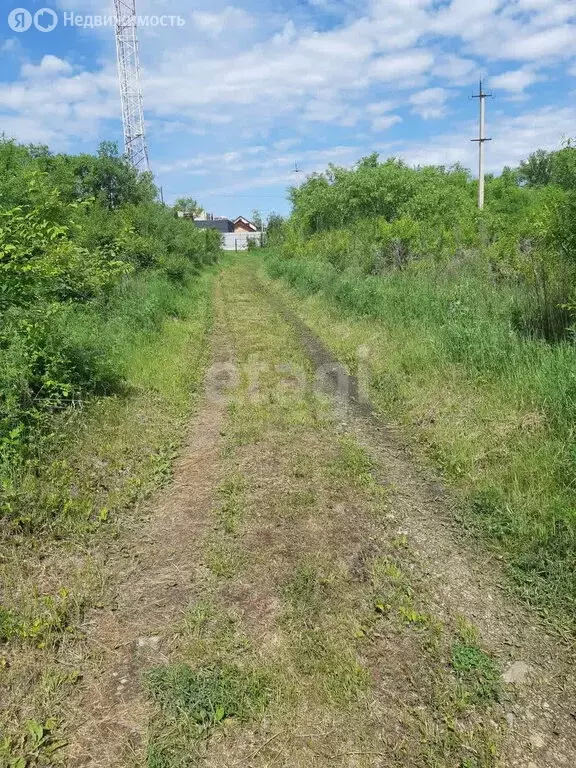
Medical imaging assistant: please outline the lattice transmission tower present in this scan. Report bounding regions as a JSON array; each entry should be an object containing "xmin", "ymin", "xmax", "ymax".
[{"xmin": 113, "ymin": 0, "xmax": 150, "ymax": 172}]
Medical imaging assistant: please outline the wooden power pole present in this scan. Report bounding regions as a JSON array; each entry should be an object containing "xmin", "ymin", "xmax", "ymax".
[{"xmin": 472, "ymin": 80, "xmax": 492, "ymax": 210}]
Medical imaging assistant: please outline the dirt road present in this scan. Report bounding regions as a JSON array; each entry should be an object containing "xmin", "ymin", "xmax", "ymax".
[{"xmin": 68, "ymin": 258, "xmax": 576, "ymax": 767}]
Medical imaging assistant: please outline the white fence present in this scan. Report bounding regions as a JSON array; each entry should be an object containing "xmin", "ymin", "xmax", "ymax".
[{"xmin": 222, "ymin": 232, "xmax": 263, "ymax": 251}]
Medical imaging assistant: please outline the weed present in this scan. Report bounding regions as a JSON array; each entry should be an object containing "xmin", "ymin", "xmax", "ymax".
[
  {"xmin": 179, "ymin": 602, "xmax": 251, "ymax": 665},
  {"xmin": 0, "ymin": 589, "xmax": 80, "ymax": 649},
  {"xmin": 216, "ymin": 474, "xmax": 247, "ymax": 534},
  {"xmin": 330, "ymin": 437, "xmax": 375, "ymax": 488},
  {"xmin": 204, "ymin": 539, "xmax": 246, "ymax": 579},
  {"xmin": 1, "ymin": 270, "xmax": 215, "ymax": 761},
  {"xmin": 146, "ymin": 663, "xmax": 271, "ymax": 766},
  {"xmin": 281, "ymin": 565, "xmax": 333, "ymax": 626},
  {"xmin": 451, "ymin": 642, "xmax": 501, "ymax": 705},
  {"xmin": 148, "ymin": 663, "xmax": 271, "ymax": 727},
  {"xmin": 0, "ymin": 718, "xmax": 67, "ymax": 767}
]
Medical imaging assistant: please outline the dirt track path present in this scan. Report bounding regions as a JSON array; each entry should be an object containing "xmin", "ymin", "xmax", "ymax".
[{"xmin": 68, "ymin": 259, "xmax": 576, "ymax": 767}]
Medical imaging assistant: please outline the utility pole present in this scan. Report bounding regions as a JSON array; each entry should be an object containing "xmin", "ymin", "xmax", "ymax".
[{"xmin": 472, "ymin": 80, "xmax": 492, "ymax": 210}]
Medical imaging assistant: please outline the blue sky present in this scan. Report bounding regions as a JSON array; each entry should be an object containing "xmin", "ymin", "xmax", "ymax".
[{"xmin": 1, "ymin": 0, "xmax": 575, "ymax": 219}]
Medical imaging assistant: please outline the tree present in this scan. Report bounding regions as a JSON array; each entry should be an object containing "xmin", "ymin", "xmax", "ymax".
[
  {"xmin": 266, "ymin": 212, "xmax": 284, "ymax": 235},
  {"xmin": 517, "ymin": 142, "xmax": 576, "ymax": 192},
  {"xmin": 173, "ymin": 197, "xmax": 203, "ymax": 218},
  {"xmin": 357, "ymin": 152, "xmax": 379, "ymax": 169},
  {"xmin": 548, "ymin": 141, "xmax": 576, "ymax": 191},
  {"xmin": 518, "ymin": 149, "xmax": 553, "ymax": 187},
  {"xmin": 251, "ymin": 209, "xmax": 263, "ymax": 229}
]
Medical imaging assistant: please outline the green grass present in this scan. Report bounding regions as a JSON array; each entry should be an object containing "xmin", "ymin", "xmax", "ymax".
[
  {"xmin": 451, "ymin": 642, "xmax": 502, "ymax": 704},
  {"xmin": 148, "ymin": 662, "xmax": 271, "ymax": 727},
  {"xmin": 143, "ymin": 258, "xmax": 509, "ymax": 767},
  {"xmin": 265, "ymin": 250, "xmax": 576, "ymax": 631},
  {"xmin": 215, "ymin": 474, "xmax": 248, "ymax": 534},
  {"xmin": 146, "ymin": 663, "xmax": 272, "ymax": 768},
  {"xmin": 2, "ymin": 270, "xmax": 215, "ymax": 538},
  {"xmin": 0, "ymin": 269, "xmax": 216, "ymax": 768}
]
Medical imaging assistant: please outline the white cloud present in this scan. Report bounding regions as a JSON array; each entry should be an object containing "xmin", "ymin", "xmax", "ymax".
[
  {"xmin": 398, "ymin": 104, "xmax": 576, "ymax": 173},
  {"xmin": 501, "ymin": 25, "xmax": 575, "ymax": 60},
  {"xmin": 410, "ymin": 87, "xmax": 450, "ymax": 119},
  {"xmin": 2, "ymin": 0, "xmax": 576, "ymax": 204},
  {"xmin": 432, "ymin": 54, "xmax": 479, "ymax": 85},
  {"xmin": 274, "ymin": 138, "xmax": 302, "ymax": 151},
  {"xmin": 490, "ymin": 67, "xmax": 542, "ymax": 93},
  {"xmin": 430, "ymin": 0, "xmax": 502, "ymax": 39},
  {"xmin": 21, "ymin": 55, "xmax": 73, "ymax": 79},
  {"xmin": 366, "ymin": 100, "xmax": 397, "ymax": 115},
  {"xmin": 0, "ymin": 115, "xmax": 60, "ymax": 145},
  {"xmin": 1, "ymin": 39, "xmax": 20, "ymax": 54},
  {"xmin": 171, "ymin": 144, "xmax": 362, "ymax": 199},
  {"xmin": 370, "ymin": 50, "xmax": 434, "ymax": 83},
  {"xmin": 529, "ymin": 2, "xmax": 576, "ymax": 27},
  {"xmin": 302, "ymin": 100, "xmax": 362, "ymax": 126},
  {"xmin": 0, "ymin": 65, "xmax": 118, "ymax": 149},
  {"xmin": 371, "ymin": 114, "xmax": 403, "ymax": 131},
  {"xmin": 192, "ymin": 6, "xmax": 254, "ymax": 37}
]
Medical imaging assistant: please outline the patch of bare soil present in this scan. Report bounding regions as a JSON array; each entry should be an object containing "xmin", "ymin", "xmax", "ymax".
[
  {"xmin": 264, "ymin": 280, "xmax": 576, "ymax": 768},
  {"xmin": 64, "ymin": 282, "xmax": 231, "ymax": 767}
]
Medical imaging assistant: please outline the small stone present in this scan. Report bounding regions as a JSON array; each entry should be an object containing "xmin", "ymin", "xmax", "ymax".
[
  {"xmin": 138, "ymin": 636, "xmax": 161, "ymax": 650},
  {"xmin": 530, "ymin": 733, "xmax": 545, "ymax": 750},
  {"xmin": 119, "ymin": 677, "xmax": 128, "ymax": 685},
  {"xmin": 503, "ymin": 661, "xmax": 530, "ymax": 685},
  {"xmin": 506, "ymin": 712, "xmax": 515, "ymax": 728}
]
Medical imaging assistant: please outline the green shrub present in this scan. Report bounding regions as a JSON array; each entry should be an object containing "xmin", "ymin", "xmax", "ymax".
[{"xmin": 0, "ymin": 137, "xmax": 219, "ymax": 481}]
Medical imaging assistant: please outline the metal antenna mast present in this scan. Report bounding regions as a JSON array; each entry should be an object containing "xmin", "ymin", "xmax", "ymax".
[
  {"xmin": 472, "ymin": 79, "xmax": 491, "ymax": 209},
  {"xmin": 114, "ymin": 0, "xmax": 150, "ymax": 172}
]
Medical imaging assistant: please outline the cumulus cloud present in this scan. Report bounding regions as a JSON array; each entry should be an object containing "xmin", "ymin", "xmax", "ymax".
[
  {"xmin": 490, "ymin": 67, "xmax": 542, "ymax": 93},
  {"xmin": 0, "ymin": 64, "xmax": 118, "ymax": 148},
  {"xmin": 371, "ymin": 114, "xmax": 403, "ymax": 131},
  {"xmin": 432, "ymin": 54, "xmax": 479, "ymax": 85},
  {"xmin": 410, "ymin": 87, "xmax": 450, "ymax": 119},
  {"xmin": 366, "ymin": 100, "xmax": 397, "ymax": 115},
  {"xmin": 501, "ymin": 25, "xmax": 575, "ymax": 60},
  {"xmin": 370, "ymin": 50, "xmax": 434, "ymax": 84},
  {"xmin": 21, "ymin": 55, "xmax": 73, "ymax": 79},
  {"xmin": 274, "ymin": 138, "xmax": 302, "ymax": 151},
  {"xmin": 192, "ymin": 6, "xmax": 254, "ymax": 37}
]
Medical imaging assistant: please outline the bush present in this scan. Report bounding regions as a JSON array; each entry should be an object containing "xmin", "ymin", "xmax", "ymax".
[{"xmin": 0, "ymin": 138, "xmax": 219, "ymax": 476}]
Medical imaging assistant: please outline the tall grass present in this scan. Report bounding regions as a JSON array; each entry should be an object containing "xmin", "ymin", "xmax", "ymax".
[
  {"xmin": 1, "ymin": 267, "xmax": 215, "ymax": 538},
  {"xmin": 266, "ymin": 251, "xmax": 576, "ymax": 628}
]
